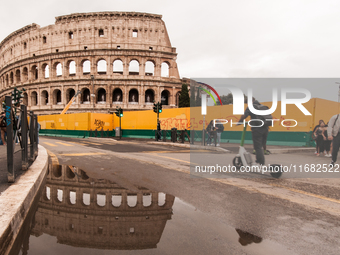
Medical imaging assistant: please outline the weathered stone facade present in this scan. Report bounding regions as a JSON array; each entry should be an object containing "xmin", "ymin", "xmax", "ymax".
[
  {"xmin": 0, "ymin": 12, "xmax": 183, "ymax": 114},
  {"xmin": 29, "ymin": 165, "xmax": 174, "ymax": 250}
]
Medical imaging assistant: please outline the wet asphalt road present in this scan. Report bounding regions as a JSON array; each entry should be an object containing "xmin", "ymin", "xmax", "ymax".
[{"xmin": 37, "ymin": 136, "xmax": 340, "ymax": 255}]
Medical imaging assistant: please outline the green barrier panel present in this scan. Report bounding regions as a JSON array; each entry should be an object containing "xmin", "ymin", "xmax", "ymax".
[{"xmin": 39, "ymin": 129, "xmax": 314, "ymax": 147}]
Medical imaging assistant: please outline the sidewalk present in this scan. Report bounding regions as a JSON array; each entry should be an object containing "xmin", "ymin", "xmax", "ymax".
[
  {"xmin": 0, "ymin": 145, "xmax": 27, "ymax": 193},
  {"xmin": 0, "ymin": 145, "xmax": 48, "ymax": 254},
  {"xmin": 146, "ymin": 140, "xmax": 315, "ymax": 154}
]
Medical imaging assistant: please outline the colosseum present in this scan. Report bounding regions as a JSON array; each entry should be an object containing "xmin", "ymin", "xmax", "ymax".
[{"xmin": 0, "ymin": 12, "xmax": 183, "ymax": 115}]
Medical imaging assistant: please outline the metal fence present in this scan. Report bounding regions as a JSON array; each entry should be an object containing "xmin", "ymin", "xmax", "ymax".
[
  {"xmin": 5, "ymin": 96, "xmax": 38, "ymax": 183},
  {"xmin": 89, "ymin": 128, "xmax": 112, "ymax": 138},
  {"xmin": 154, "ymin": 129, "xmax": 190, "ymax": 143}
]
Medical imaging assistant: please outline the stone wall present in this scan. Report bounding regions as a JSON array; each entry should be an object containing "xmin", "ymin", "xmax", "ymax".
[{"xmin": 0, "ymin": 12, "xmax": 183, "ymax": 114}]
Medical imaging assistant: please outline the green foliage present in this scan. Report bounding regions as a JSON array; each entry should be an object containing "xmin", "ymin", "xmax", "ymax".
[{"xmin": 179, "ymin": 84, "xmax": 190, "ymax": 108}]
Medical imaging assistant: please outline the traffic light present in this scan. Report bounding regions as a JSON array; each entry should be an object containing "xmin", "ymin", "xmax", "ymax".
[
  {"xmin": 158, "ymin": 102, "xmax": 162, "ymax": 113},
  {"xmin": 11, "ymin": 87, "xmax": 26, "ymax": 107},
  {"xmin": 153, "ymin": 103, "xmax": 157, "ymax": 113},
  {"xmin": 115, "ymin": 107, "xmax": 123, "ymax": 117}
]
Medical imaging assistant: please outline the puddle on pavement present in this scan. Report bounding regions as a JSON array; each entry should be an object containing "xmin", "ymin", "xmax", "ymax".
[{"xmin": 8, "ymin": 164, "xmax": 292, "ymax": 255}]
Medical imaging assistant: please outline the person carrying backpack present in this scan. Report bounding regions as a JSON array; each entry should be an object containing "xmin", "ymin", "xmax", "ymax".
[
  {"xmin": 238, "ymin": 98, "xmax": 272, "ymax": 165},
  {"xmin": 206, "ymin": 120, "xmax": 215, "ymax": 146}
]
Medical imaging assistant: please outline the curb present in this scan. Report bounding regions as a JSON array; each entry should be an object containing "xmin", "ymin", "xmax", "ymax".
[
  {"xmin": 267, "ymin": 147, "xmax": 315, "ymax": 154},
  {"xmin": 88, "ymin": 137, "xmax": 117, "ymax": 142},
  {"xmin": 0, "ymin": 145, "xmax": 49, "ymax": 255},
  {"xmin": 147, "ymin": 141, "xmax": 230, "ymax": 153}
]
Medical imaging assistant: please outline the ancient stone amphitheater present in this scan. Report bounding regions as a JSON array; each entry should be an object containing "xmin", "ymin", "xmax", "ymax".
[{"xmin": 0, "ymin": 12, "xmax": 184, "ymax": 115}]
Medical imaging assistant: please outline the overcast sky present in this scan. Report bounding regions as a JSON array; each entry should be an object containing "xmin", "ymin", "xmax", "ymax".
[{"xmin": 1, "ymin": 0, "xmax": 340, "ymax": 100}]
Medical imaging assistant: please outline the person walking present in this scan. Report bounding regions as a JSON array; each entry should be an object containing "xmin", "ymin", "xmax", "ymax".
[
  {"xmin": 314, "ymin": 120, "xmax": 326, "ymax": 156},
  {"xmin": 327, "ymin": 114, "xmax": 340, "ymax": 166},
  {"xmin": 238, "ymin": 99, "xmax": 270, "ymax": 165},
  {"xmin": 206, "ymin": 120, "xmax": 214, "ymax": 146},
  {"xmin": 323, "ymin": 123, "xmax": 332, "ymax": 157}
]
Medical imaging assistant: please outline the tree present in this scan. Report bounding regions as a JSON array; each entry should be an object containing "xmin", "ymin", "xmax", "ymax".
[{"xmin": 179, "ymin": 84, "xmax": 190, "ymax": 108}]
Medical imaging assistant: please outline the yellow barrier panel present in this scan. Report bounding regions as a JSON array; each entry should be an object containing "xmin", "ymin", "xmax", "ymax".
[{"xmin": 38, "ymin": 98, "xmax": 340, "ymax": 132}]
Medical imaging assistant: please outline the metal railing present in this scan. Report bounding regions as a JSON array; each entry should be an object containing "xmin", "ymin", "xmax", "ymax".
[
  {"xmin": 89, "ymin": 128, "xmax": 111, "ymax": 138},
  {"xmin": 154, "ymin": 129, "xmax": 190, "ymax": 143},
  {"xmin": 5, "ymin": 96, "xmax": 38, "ymax": 183}
]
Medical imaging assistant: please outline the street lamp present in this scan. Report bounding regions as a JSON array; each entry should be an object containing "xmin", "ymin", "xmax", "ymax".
[{"xmin": 91, "ymin": 75, "xmax": 95, "ymax": 112}]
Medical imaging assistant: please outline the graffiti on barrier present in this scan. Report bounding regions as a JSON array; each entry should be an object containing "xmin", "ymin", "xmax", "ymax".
[{"xmin": 94, "ymin": 119, "xmax": 105, "ymax": 129}]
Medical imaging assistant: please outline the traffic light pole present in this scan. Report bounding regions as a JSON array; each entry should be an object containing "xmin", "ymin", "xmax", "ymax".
[{"xmin": 119, "ymin": 115, "xmax": 121, "ymax": 140}]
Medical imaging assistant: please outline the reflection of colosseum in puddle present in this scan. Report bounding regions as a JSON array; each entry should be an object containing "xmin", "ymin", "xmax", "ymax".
[
  {"xmin": 0, "ymin": 12, "xmax": 184, "ymax": 114},
  {"xmin": 31, "ymin": 165, "xmax": 175, "ymax": 250}
]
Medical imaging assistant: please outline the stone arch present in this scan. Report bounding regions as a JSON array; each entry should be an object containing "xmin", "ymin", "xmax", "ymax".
[
  {"xmin": 113, "ymin": 59, "xmax": 123, "ymax": 74},
  {"xmin": 158, "ymin": 192, "xmax": 166, "ymax": 206},
  {"xmin": 127, "ymin": 194, "xmax": 137, "ymax": 207},
  {"xmin": 10, "ymin": 72, "xmax": 14, "ymax": 85},
  {"xmin": 145, "ymin": 89, "xmax": 154, "ymax": 103},
  {"xmin": 80, "ymin": 170, "xmax": 89, "ymax": 180},
  {"xmin": 67, "ymin": 60, "xmax": 76, "ymax": 76},
  {"xmin": 81, "ymin": 87, "xmax": 91, "ymax": 104},
  {"xmin": 82, "ymin": 59, "xmax": 91, "ymax": 75},
  {"xmin": 15, "ymin": 69, "xmax": 21, "ymax": 83},
  {"xmin": 44, "ymin": 186, "xmax": 51, "ymax": 201},
  {"xmin": 129, "ymin": 60, "xmax": 139, "ymax": 75},
  {"xmin": 97, "ymin": 88, "xmax": 106, "ymax": 103},
  {"xmin": 161, "ymin": 89, "xmax": 170, "ymax": 105},
  {"xmin": 82, "ymin": 193, "xmax": 91, "ymax": 206},
  {"xmin": 53, "ymin": 89, "xmax": 62, "ymax": 105},
  {"xmin": 143, "ymin": 193, "xmax": 152, "ymax": 207},
  {"xmin": 22, "ymin": 67, "xmax": 28, "ymax": 82},
  {"xmin": 5, "ymin": 74, "xmax": 8, "ymax": 87},
  {"xmin": 52, "ymin": 165, "xmax": 62, "ymax": 177},
  {"xmin": 31, "ymin": 65, "xmax": 38, "ymax": 80},
  {"xmin": 96, "ymin": 194, "xmax": 106, "ymax": 207},
  {"xmin": 129, "ymin": 88, "xmax": 139, "ymax": 103},
  {"xmin": 161, "ymin": 62, "xmax": 170, "ymax": 77},
  {"xmin": 54, "ymin": 62, "xmax": 62, "ymax": 77},
  {"xmin": 97, "ymin": 59, "xmax": 107, "ymax": 75},
  {"xmin": 112, "ymin": 88, "xmax": 123, "ymax": 103},
  {"xmin": 23, "ymin": 92, "xmax": 28, "ymax": 106},
  {"xmin": 112, "ymin": 194, "xmax": 122, "ymax": 207},
  {"xmin": 31, "ymin": 91, "xmax": 38, "ymax": 106},
  {"xmin": 69, "ymin": 191, "xmax": 76, "ymax": 205},
  {"xmin": 56, "ymin": 189, "xmax": 63, "ymax": 203},
  {"xmin": 66, "ymin": 88, "xmax": 75, "ymax": 103},
  {"xmin": 41, "ymin": 90, "xmax": 49, "ymax": 105},
  {"xmin": 41, "ymin": 63, "xmax": 49, "ymax": 78},
  {"xmin": 145, "ymin": 60, "xmax": 155, "ymax": 76},
  {"xmin": 66, "ymin": 166, "xmax": 75, "ymax": 179}
]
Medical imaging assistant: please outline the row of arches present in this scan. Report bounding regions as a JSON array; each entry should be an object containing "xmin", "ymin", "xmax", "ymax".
[
  {"xmin": 26, "ymin": 87, "xmax": 176, "ymax": 106},
  {"xmin": 44, "ymin": 186, "xmax": 167, "ymax": 208},
  {"xmin": 0, "ymin": 59, "xmax": 172, "ymax": 88}
]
